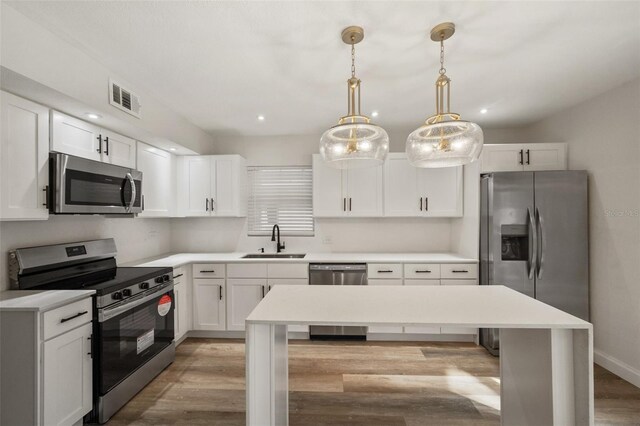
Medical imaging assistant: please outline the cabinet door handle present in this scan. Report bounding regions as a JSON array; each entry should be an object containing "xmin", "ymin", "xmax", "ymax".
[
  {"xmin": 415, "ymin": 270, "xmax": 432, "ymax": 273},
  {"xmin": 200, "ymin": 270, "xmax": 215, "ymax": 273},
  {"xmin": 87, "ymin": 335, "xmax": 93, "ymax": 358},
  {"xmin": 343, "ymin": 198, "xmax": 346, "ymax": 212},
  {"xmin": 104, "ymin": 137, "xmax": 110, "ymax": 155},
  {"xmin": 452, "ymin": 270, "xmax": 469, "ymax": 273},
  {"xmin": 96, "ymin": 135, "xmax": 102, "ymax": 153},
  {"xmin": 219, "ymin": 286, "xmax": 223, "ymax": 300},
  {"xmin": 526, "ymin": 149, "xmax": 530, "ymax": 165},
  {"xmin": 211, "ymin": 198, "xmax": 215, "ymax": 211},
  {"xmin": 349, "ymin": 197, "xmax": 352, "ymax": 211},
  {"xmin": 420, "ymin": 197, "xmax": 423, "ymax": 211},
  {"xmin": 141, "ymin": 194, "xmax": 145, "ymax": 211},
  {"xmin": 377, "ymin": 270, "xmax": 393, "ymax": 273},
  {"xmin": 425, "ymin": 197, "xmax": 428, "ymax": 212},
  {"xmin": 206, "ymin": 198, "xmax": 209, "ymax": 211},
  {"xmin": 173, "ymin": 274, "xmax": 184, "ymax": 279},
  {"xmin": 43, "ymin": 186, "xmax": 49, "ymax": 208},
  {"xmin": 519, "ymin": 149, "xmax": 524, "ymax": 165},
  {"xmin": 261, "ymin": 286, "xmax": 265, "ymax": 298},
  {"xmin": 60, "ymin": 311, "xmax": 88, "ymax": 323}
]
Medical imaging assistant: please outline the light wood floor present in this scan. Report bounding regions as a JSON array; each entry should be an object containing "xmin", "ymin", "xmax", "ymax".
[{"xmin": 108, "ymin": 338, "xmax": 640, "ymax": 425}]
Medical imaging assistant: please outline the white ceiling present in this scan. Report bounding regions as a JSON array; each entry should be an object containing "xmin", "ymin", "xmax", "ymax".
[{"xmin": 7, "ymin": 1, "xmax": 640, "ymax": 137}]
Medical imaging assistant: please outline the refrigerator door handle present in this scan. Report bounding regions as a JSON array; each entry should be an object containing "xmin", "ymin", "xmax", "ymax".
[
  {"xmin": 527, "ymin": 208, "xmax": 537, "ymax": 280},
  {"xmin": 535, "ymin": 207, "xmax": 545, "ymax": 279}
]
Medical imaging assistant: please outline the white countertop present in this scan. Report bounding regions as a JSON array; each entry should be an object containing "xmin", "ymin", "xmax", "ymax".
[
  {"xmin": 0, "ymin": 289, "xmax": 95, "ymax": 312},
  {"xmin": 126, "ymin": 252, "xmax": 477, "ymax": 268},
  {"xmin": 246, "ymin": 285, "xmax": 591, "ymax": 329}
]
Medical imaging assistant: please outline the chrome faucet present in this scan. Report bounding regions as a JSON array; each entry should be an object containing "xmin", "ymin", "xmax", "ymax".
[{"xmin": 271, "ymin": 224, "xmax": 285, "ymax": 253}]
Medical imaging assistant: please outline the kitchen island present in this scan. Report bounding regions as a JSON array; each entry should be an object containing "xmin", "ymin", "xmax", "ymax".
[{"xmin": 245, "ymin": 285, "xmax": 593, "ymax": 426}]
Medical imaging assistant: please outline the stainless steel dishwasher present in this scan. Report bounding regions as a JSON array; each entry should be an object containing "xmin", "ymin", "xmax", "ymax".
[{"xmin": 309, "ymin": 263, "xmax": 367, "ymax": 339}]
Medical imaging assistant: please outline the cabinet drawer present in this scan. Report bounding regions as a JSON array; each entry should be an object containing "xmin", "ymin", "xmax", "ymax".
[
  {"xmin": 441, "ymin": 279, "xmax": 478, "ymax": 286},
  {"xmin": 441, "ymin": 264, "xmax": 478, "ymax": 279},
  {"xmin": 267, "ymin": 263, "xmax": 308, "ymax": 279},
  {"xmin": 193, "ymin": 264, "xmax": 226, "ymax": 278},
  {"xmin": 227, "ymin": 263, "xmax": 268, "ymax": 278},
  {"xmin": 173, "ymin": 266, "xmax": 185, "ymax": 284},
  {"xmin": 43, "ymin": 297, "xmax": 93, "ymax": 341},
  {"xmin": 403, "ymin": 279, "xmax": 440, "ymax": 286},
  {"xmin": 404, "ymin": 264, "xmax": 441, "ymax": 279},
  {"xmin": 367, "ymin": 264, "xmax": 402, "ymax": 279}
]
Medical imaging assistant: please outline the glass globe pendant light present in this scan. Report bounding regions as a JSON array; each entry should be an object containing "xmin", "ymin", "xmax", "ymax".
[
  {"xmin": 320, "ymin": 26, "xmax": 389, "ymax": 169},
  {"xmin": 406, "ymin": 23, "xmax": 483, "ymax": 168}
]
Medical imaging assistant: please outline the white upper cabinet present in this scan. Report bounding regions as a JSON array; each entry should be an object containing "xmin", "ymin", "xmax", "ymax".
[
  {"xmin": 480, "ymin": 143, "xmax": 567, "ymax": 173},
  {"xmin": 136, "ymin": 142, "xmax": 174, "ymax": 217},
  {"xmin": 50, "ymin": 111, "xmax": 136, "ymax": 168},
  {"xmin": 383, "ymin": 153, "xmax": 462, "ymax": 217},
  {"xmin": 312, "ymin": 154, "xmax": 383, "ymax": 217},
  {"xmin": 0, "ymin": 91, "xmax": 49, "ymax": 221},
  {"xmin": 100, "ymin": 128, "xmax": 136, "ymax": 168},
  {"xmin": 178, "ymin": 155, "xmax": 247, "ymax": 217}
]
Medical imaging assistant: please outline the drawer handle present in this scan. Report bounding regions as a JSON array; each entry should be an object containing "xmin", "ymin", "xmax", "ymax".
[
  {"xmin": 452, "ymin": 270, "xmax": 469, "ymax": 273},
  {"xmin": 415, "ymin": 270, "xmax": 432, "ymax": 273},
  {"xmin": 173, "ymin": 274, "xmax": 184, "ymax": 278},
  {"xmin": 377, "ymin": 270, "xmax": 394, "ymax": 273},
  {"xmin": 60, "ymin": 311, "xmax": 88, "ymax": 323},
  {"xmin": 200, "ymin": 270, "xmax": 216, "ymax": 273}
]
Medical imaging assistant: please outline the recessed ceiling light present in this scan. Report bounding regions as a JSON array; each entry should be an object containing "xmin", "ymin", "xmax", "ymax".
[
  {"xmin": 371, "ymin": 111, "xmax": 379, "ymax": 117},
  {"xmin": 85, "ymin": 113, "xmax": 101, "ymax": 119},
  {"xmin": 169, "ymin": 148, "xmax": 177, "ymax": 151},
  {"xmin": 480, "ymin": 108, "xmax": 488, "ymax": 114},
  {"xmin": 257, "ymin": 115, "xmax": 265, "ymax": 121}
]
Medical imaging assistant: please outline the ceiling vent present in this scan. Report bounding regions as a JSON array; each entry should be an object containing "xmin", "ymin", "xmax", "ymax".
[{"xmin": 109, "ymin": 79, "xmax": 141, "ymax": 118}]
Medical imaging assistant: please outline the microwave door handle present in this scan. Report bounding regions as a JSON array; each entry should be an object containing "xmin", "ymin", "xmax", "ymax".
[{"xmin": 124, "ymin": 172, "xmax": 136, "ymax": 212}]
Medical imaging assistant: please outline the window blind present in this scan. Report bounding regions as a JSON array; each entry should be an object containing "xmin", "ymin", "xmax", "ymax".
[{"xmin": 247, "ymin": 166, "xmax": 314, "ymax": 236}]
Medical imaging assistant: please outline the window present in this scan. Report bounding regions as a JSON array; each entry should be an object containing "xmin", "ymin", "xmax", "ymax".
[{"xmin": 247, "ymin": 166, "xmax": 314, "ymax": 236}]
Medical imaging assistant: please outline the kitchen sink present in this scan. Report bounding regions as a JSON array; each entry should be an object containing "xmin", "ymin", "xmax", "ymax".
[{"xmin": 242, "ymin": 253, "xmax": 306, "ymax": 259}]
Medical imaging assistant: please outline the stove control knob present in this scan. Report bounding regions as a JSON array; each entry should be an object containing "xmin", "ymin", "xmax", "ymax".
[
  {"xmin": 140, "ymin": 282, "xmax": 150, "ymax": 290},
  {"xmin": 163, "ymin": 274, "xmax": 171, "ymax": 282},
  {"xmin": 112, "ymin": 291, "xmax": 123, "ymax": 300},
  {"xmin": 122, "ymin": 289, "xmax": 132, "ymax": 297},
  {"xmin": 154, "ymin": 276, "xmax": 163, "ymax": 284}
]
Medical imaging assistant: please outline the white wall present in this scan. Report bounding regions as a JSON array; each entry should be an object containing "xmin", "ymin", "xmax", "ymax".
[
  {"xmin": 0, "ymin": 216, "xmax": 171, "ymax": 291},
  {"xmin": 524, "ymin": 78, "xmax": 640, "ymax": 387},
  {"xmin": 0, "ymin": 3, "xmax": 214, "ymax": 155}
]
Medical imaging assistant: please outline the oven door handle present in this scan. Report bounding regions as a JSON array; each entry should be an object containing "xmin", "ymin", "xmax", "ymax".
[{"xmin": 98, "ymin": 283, "xmax": 173, "ymax": 322}]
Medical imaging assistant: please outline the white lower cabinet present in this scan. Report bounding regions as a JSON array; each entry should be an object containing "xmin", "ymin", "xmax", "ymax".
[
  {"xmin": 173, "ymin": 266, "xmax": 191, "ymax": 342},
  {"xmin": 403, "ymin": 279, "xmax": 441, "ymax": 334},
  {"xmin": 193, "ymin": 278, "xmax": 226, "ymax": 330},
  {"xmin": 0, "ymin": 294, "xmax": 93, "ymax": 426},
  {"xmin": 226, "ymin": 279, "xmax": 266, "ymax": 331},
  {"xmin": 367, "ymin": 279, "xmax": 403, "ymax": 333},
  {"xmin": 440, "ymin": 279, "xmax": 478, "ymax": 335},
  {"xmin": 43, "ymin": 322, "xmax": 93, "ymax": 426}
]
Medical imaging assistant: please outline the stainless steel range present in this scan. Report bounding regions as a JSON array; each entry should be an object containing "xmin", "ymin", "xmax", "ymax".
[{"xmin": 9, "ymin": 239, "xmax": 175, "ymax": 424}]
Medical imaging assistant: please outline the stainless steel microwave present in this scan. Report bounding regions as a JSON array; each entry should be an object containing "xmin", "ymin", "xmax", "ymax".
[{"xmin": 49, "ymin": 153, "xmax": 143, "ymax": 215}]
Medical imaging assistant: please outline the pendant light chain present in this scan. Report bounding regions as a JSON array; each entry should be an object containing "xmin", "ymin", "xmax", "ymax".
[
  {"xmin": 439, "ymin": 36, "xmax": 446, "ymax": 75},
  {"xmin": 351, "ymin": 39, "xmax": 356, "ymax": 78}
]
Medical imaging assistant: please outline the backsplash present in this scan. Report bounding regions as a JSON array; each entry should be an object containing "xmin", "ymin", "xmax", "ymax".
[{"xmin": 0, "ymin": 216, "xmax": 171, "ymax": 291}]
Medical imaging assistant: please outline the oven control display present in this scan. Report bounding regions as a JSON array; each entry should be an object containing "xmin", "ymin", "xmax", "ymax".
[{"xmin": 65, "ymin": 245, "xmax": 87, "ymax": 257}]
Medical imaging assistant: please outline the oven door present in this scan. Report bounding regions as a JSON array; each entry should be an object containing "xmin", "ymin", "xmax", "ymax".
[
  {"xmin": 97, "ymin": 284, "xmax": 174, "ymax": 395},
  {"xmin": 51, "ymin": 153, "xmax": 142, "ymax": 214}
]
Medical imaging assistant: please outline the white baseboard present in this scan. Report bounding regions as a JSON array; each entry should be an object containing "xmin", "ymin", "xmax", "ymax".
[{"xmin": 594, "ymin": 348, "xmax": 640, "ymax": 388}]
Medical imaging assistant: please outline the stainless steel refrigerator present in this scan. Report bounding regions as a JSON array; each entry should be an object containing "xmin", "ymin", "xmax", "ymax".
[{"xmin": 479, "ymin": 171, "xmax": 589, "ymax": 355}]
